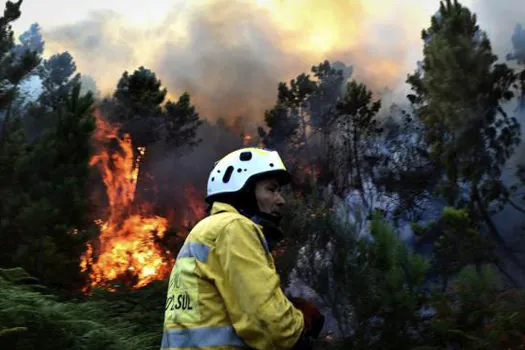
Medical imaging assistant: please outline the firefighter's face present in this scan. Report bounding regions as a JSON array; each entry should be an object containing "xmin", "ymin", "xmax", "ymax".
[{"xmin": 254, "ymin": 178, "xmax": 285, "ymax": 217}]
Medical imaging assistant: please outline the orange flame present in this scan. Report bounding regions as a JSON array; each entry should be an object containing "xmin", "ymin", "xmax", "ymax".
[
  {"xmin": 81, "ymin": 110, "xmax": 174, "ymax": 291},
  {"xmin": 242, "ymin": 134, "xmax": 253, "ymax": 146}
]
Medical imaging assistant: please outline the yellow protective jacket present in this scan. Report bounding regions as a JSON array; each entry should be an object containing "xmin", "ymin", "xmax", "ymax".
[{"xmin": 161, "ymin": 202, "xmax": 304, "ymax": 350}]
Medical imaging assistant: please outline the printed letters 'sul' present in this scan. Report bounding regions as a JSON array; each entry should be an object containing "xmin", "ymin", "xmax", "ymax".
[{"xmin": 166, "ymin": 293, "xmax": 193, "ymax": 311}]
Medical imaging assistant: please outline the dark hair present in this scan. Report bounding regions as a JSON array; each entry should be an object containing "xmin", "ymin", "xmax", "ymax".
[{"xmin": 206, "ymin": 180, "xmax": 258, "ymax": 216}]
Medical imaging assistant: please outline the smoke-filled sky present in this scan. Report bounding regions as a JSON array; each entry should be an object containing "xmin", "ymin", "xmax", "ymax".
[{"xmin": 10, "ymin": 0, "xmax": 525, "ymax": 121}]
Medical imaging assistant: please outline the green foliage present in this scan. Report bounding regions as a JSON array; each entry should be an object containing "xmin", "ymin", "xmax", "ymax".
[
  {"xmin": 283, "ymin": 189, "xmax": 525, "ymax": 349},
  {"xmin": 336, "ymin": 81, "xmax": 381, "ymax": 128},
  {"xmin": 0, "ymin": 0, "xmax": 41, "ymax": 140},
  {"xmin": 0, "ymin": 117, "xmax": 28, "ymax": 236},
  {"xmin": 309, "ymin": 60, "xmax": 352, "ymax": 131},
  {"xmin": 0, "ymin": 84, "xmax": 96, "ymax": 289},
  {"xmin": 38, "ymin": 51, "xmax": 81, "ymax": 110},
  {"xmin": 0, "ymin": 1, "xmax": 37, "ymax": 105},
  {"xmin": 0, "ymin": 267, "xmax": 166, "ymax": 350},
  {"xmin": 329, "ymin": 80, "xmax": 382, "ymax": 196},
  {"xmin": 263, "ymin": 60, "xmax": 349, "ymax": 154},
  {"xmin": 164, "ymin": 92, "xmax": 202, "ymax": 148},
  {"xmin": 282, "ymin": 188, "xmax": 431, "ymax": 348},
  {"xmin": 343, "ymin": 214, "xmax": 430, "ymax": 349},
  {"xmin": 277, "ymin": 186, "xmax": 333, "ymax": 284},
  {"xmin": 114, "ymin": 66, "xmax": 167, "ymax": 119},
  {"xmin": 278, "ymin": 73, "xmax": 318, "ymax": 108},
  {"xmin": 407, "ymin": 0, "xmax": 521, "ymax": 205},
  {"xmin": 263, "ymin": 102, "xmax": 300, "ymax": 151},
  {"xmin": 423, "ymin": 265, "xmax": 525, "ymax": 349},
  {"xmin": 264, "ymin": 72, "xmax": 316, "ymax": 156},
  {"xmin": 406, "ymin": 0, "xmax": 525, "ymax": 279},
  {"xmin": 0, "ymin": 267, "xmax": 45, "ymax": 293},
  {"xmin": 415, "ymin": 207, "xmax": 495, "ymax": 283},
  {"xmin": 109, "ymin": 66, "xmax": 202, "ymax": 153}
]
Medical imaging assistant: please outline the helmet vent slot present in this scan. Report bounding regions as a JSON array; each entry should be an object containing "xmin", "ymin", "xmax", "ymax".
[
  {"xmin": 223, "ymin": 166, "xmax": 234, "ymax": 183},
  {"xmin": 240, "ymin": 151, "xmax": 252, "ymax": 161}
]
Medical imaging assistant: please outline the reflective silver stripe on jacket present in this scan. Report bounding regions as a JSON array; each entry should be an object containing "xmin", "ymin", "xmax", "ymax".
[
  {"xmin": 161, "ymin": 326, "xmax": 247, "ymax": 348},
  {"xmin": 176, "ymin": 241, "xmax": 210, "ymax": 262}
]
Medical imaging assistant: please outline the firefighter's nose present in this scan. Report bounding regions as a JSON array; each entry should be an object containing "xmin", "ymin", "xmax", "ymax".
[{"xmin": 276, "ymin": 193, "xmax": 285, "ymax": 206}]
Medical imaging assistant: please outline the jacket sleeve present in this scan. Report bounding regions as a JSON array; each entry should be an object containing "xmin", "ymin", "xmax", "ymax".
[{"xmin": 215, "ymin": 218, "xmax": 305, "ymax": 350}]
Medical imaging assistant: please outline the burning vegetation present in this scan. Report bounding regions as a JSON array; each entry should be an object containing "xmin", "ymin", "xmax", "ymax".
[{"xmin": 80, "ymin": 111, "xmax": 174, "ymax": 291}]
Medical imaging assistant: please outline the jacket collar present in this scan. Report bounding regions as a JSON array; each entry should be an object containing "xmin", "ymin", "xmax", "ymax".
[
  {"xmin": 210, "ymin": 202, "xmax": 241, "ymax": 216},
  {"xmin": 210, "ymin": 202, "xmax": 284, "ymax": 252}
]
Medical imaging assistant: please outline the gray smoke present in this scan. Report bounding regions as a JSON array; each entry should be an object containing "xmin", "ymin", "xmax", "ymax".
[
  {"xmin": 42, "ymin": 2, "xmax": 300, "ymax": 122},
  {"xmin": 140, "ymin": 118, "xmax": 244, "ymax": 225},
  {"xmin": 40, "ymin": 0, "xmax": 417, "ymax": 124},
  {"xmin": 154, "ymin": 1, "xmax": 296, "ymax": 124},
  {"xmin": 471, "ymin": 0, "xmax": 525, "ymax": 59}
]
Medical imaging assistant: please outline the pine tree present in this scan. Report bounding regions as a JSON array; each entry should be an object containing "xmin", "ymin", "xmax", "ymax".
[
  {"xmin": 406, "ymin": 0, "xmax": 524, "ymax": 278},
  {"xmin": 164, "ymin": 92, "xmax": 202, "ymax": 148},
  {"xmin": 111, "ymin": 66, "xmax": 167, "ymax": 149},
  {"xmin": 263, "ymin": 102, "xmax": 300, "ymax": 152},
  {"xmin": 0, "ymin": 0, "xmax": 41, "ymax": 142},
  {"xmin": 263, "ymin": 61, "xmax": 353, "ymax": 188},
  {"xmin": 283, "ymin": 192, "xmax": 430, "ymax": 347},
  {"xmin": 0, "ymin": 116, "xmax": 29, "ymax": 263},
  {"xmin": 309, "ymin": 60, "xmax": 352, "ymax": 132},
  {"xmin": 331, "ymin": 80, "xmax": 382, "ymax": 199},
  {"xmin": 413, "ymin": 207, "xmax": 496, "ymax": 287},
  {"xmin": 37, "ymin": 51, "xmax": 81, "ymax": 110},
  {"xmin": 114, "ymin": 66, "xmax": 167, "ymax": 120},
  {"xmin": 274, "ymin": 73, "xmax": 317, "ymax": 162},
  {"xmin": 6, "ymin": 83, "xmax": 96, "ymax": 289}
]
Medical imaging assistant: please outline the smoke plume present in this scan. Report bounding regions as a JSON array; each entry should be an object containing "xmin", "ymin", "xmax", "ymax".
[{"xmin": 39, "ymin": 0, "xmax": 438, "ymax": 122}]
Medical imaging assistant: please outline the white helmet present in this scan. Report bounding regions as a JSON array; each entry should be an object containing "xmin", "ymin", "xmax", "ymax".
[{"xmin": 206, "ymin": 147, "xmax": 291, "ymax": 202}]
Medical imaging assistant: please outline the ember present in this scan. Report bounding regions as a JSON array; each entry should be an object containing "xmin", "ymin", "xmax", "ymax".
[{"xmin": 243, "ymin": 134, "xmax": 253, "ymax": 146}]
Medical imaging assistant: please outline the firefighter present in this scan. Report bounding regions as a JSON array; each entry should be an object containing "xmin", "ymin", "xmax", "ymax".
[{"xmin": 161, "ymin": 147, "xmax": 324, "ymax": 350}]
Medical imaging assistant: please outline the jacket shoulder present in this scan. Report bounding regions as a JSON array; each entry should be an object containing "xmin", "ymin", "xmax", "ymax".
[
  {"xmin": 207, "ymin": 210, "xmax": 254, "ymax": 228},
  {"xmin": 189, "ymin": 211, "xmax": 257, "ymax": 241}
]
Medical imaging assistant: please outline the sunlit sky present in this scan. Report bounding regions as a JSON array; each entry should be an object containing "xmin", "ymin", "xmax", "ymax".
[
  {"xmin": 13, "ymin": 1, "xmax": 176, "ymax": 29},
  {"xmin": 9, "ymin": 0, "xmax": 524, "ymax": 120}
]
